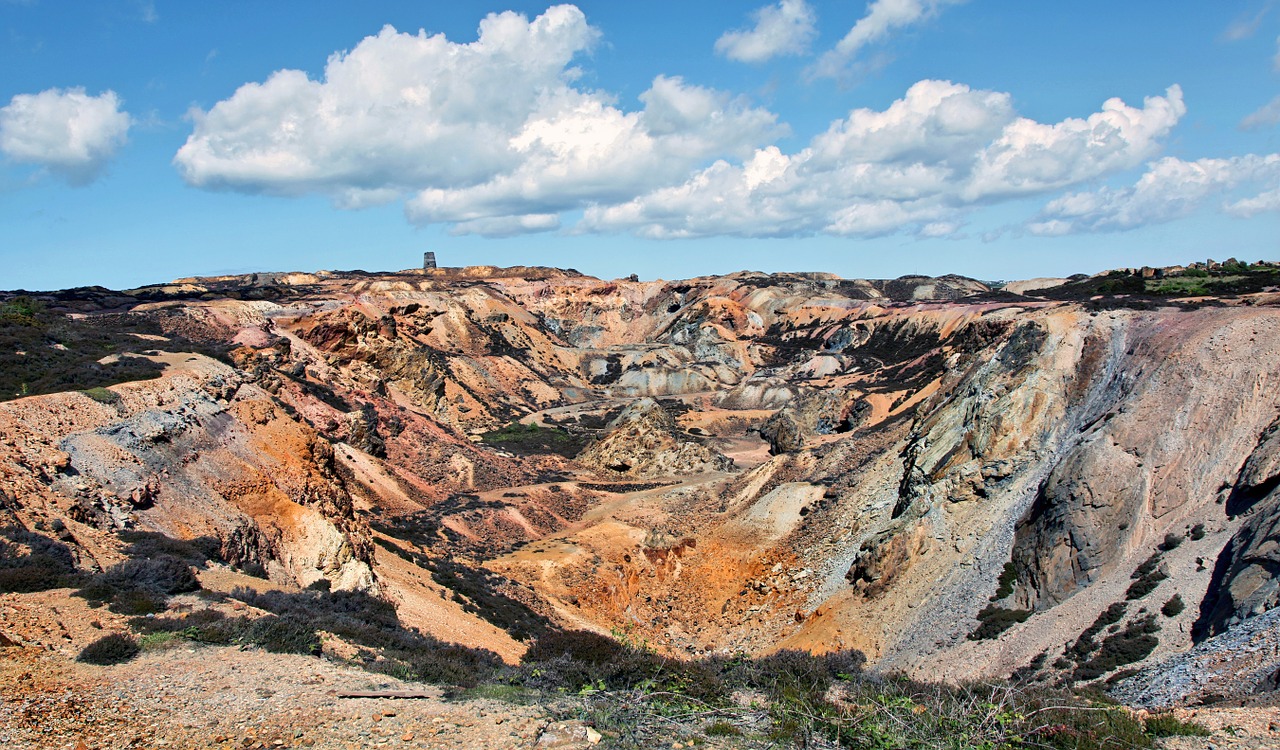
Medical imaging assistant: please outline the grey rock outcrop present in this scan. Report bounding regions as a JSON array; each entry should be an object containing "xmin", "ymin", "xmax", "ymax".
[{"xmin": 577, "ymin": 398, "xmax": 733, "ymax": 478}]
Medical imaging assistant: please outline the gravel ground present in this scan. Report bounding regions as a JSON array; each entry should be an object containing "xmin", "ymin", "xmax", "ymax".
[
  {"xmin": 0, "ymin": 642, "xmax": 590, "ymax": 750},
  {"xmin": 4, "ymin": 590, "xmax": 1278, "ymax": 750}
]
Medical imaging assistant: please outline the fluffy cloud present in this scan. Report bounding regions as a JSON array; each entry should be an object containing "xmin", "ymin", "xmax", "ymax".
[
  {"xmin": 0, "ymin": 87, "xmax": 132, "ymax": 184},
  {"xmin": 173, "ymin": 5, "xmax": 1205, "ymax": 242},
  {"xmin": 175, "ymin": 5, "xmax": 781, "ymax": 235},
  {"xmin": 715, "ymin": 0, "xmax": 817, "ymax": 63},
  {"xmin": 1027, "ymin": 153, "xmax": 1280, "ymax": 234},
  {"xmin": 963, "ymin": 86, "xmax": 1185, "ymax": 200},
  {"xmin": 812, "ymin": 0, "xmax": 965, "ymax": 80},
  {"xmin": 176, "ymin": 6, "xmax": 600, "ymax": 197},
  {"xmin": 582, "ymin": 81, "xmax": 1185, "ymax": 239},
  {"xmin": 406, "ymin": 75, "xmax": 781, "ymax": 226}
]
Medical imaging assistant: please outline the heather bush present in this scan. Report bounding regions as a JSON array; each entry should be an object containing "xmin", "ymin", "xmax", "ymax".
[
  {"xmin": 1145, "ymin": 712, "xmax": 1210, "ymax": 737},
  {"xmin": 0, "ymin": 528, "xmax": 78, "ymax": 593},
  {"xmin": 77, "ymin": 633, "xmax": 140, "ymax": 665},
  {"xmin": 968, "ymin": 604, "xmax": 1031, "ymax": 640}
]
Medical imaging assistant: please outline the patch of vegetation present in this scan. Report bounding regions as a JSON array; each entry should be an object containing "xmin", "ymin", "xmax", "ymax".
[
  {"xmin": 75, "ymin": 555, "xmax": 202, "ymax": 614},
  {"xmin": 76, "ymin": 633, "xmax": 140, "ymax": 665},
  {"xmin": 1158, "ymin": 533, "xmax": 1183, "ymax": 551},
  {"xmin": 564, "ymin": 667, "xmax": 1154, "ymax": 750},
  {"xmin": 578, "ymin": 481, "xmax": 675, "ymax": 493},
  {"xmin": 1073, "ymin": 615, "xmax": 1160, "ymax": 682},
  {"xmin": 992, "ymin": 559, "xmax": 1018, "ymax": 601},
  {"xmin": 1126, "ymin": 552, "xmax": 1168, "ymax": 601},
  {"xmin": 968, "ymin": 604, "xmax": 1032, "ymax": 640},
  {"xmin": 479, "ymin": 421, "xmax": 588, "ymax": 457},
  {"xmin": 81, "ymin": 386, "xmax": 121, "ymax": 404},
  {"xmin": 1144, "ymin": 713, "xmax": 1211, "ymax": 737},
  {"xmin": 1068, "ymin": 603, "xmax": 1129, "ymax": 663},
  {"xmin": 117, "ymin": 530, "xmax": 221, "ymax": 565},
  {"xmin": 0, "ymin": 299, "xmax": 170, "ymax": 401},
  {"xmin": 0, "ymin": 527, "xmax": 78, "ymax": 593},
  {"xmin": 1027, "ymin": 263, "xmax": 1280, "ymax": 303},
  {"xmin": 138, "ymin": 630, "xmax": 189, "ymax": 652},
  {"xmin": 1161, "ymin": 594, "xmax": 1185, "ymax": 618},
  {"xmin": 1189, "ymin": 523, "xmax": 1206, "ymax": 541}
]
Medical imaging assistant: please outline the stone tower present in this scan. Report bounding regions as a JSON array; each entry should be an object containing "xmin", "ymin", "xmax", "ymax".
[{"xmin": 423, "ymin": 251, "xmax": 437, "ymax": 270}]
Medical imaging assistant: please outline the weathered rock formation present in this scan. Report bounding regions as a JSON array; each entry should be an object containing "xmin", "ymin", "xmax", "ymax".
[
  {"xmin": 4, "ymin": 263, "xmax": 1280, "ymax": 694},
  {"xmin": 578, "ymin": 399, "xmax": 733, "ymax": 478}
]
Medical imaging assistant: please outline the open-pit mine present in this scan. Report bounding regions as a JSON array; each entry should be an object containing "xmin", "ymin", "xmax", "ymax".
[{"xmin": 3, "ymin": 261, "xmax": 1280, "ymax": 748}]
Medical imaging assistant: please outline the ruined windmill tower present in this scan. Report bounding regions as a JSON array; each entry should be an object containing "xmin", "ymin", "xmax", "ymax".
[{"xmin": 423, "ymin": 251, "xmax": 437, "ymax": 270}]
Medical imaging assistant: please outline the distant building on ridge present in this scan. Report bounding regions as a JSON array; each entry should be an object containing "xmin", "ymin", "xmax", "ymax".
[{"xmin": 424, "ymin": 251, "xmax": 437, "ymax": 270}]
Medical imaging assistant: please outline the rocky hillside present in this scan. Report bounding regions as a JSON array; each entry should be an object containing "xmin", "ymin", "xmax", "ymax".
[{"xmin": 3, "ymin": 261, "xmax": 1280, "ymax": 708}]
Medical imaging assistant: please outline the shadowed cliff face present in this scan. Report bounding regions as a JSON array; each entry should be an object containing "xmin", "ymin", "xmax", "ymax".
[{"xmin": 4, "ymin": 267, "xmax": 1280, "ymax": 689}]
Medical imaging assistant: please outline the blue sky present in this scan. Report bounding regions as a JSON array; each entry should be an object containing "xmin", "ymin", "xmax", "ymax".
[{"xmin": 2, "ymin": 1, "xmax": 1278, "ymax": 290}]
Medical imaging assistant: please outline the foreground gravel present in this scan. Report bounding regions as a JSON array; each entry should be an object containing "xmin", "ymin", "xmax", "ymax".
[{"xmin": 0, "ymin": 643, "xmax": 600, "ymax": 750}]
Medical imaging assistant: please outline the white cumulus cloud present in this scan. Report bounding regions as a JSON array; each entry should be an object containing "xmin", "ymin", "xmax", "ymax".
[
  {"xmin": 811, "ymin": 0, "xmax": 965, "ymax": 80},
  {"xmin": 1028, "ymin": 153, "xmax": 1280, "ymax": 234},
  {"xmin": 174, "ymin": 5, "xmax": 782, "ymax": 235},
  {"xmin": 582, "ymin": 81, "xmax": 1186, "ymax": 239},
  {"xmin": 715, "ymin": 0, "xmax": 817, "ymax": 63},
  {"xmin": 963, "ymin": 86, "xmax": 1185, "ymax": 201},
  {"xmin": 405, "ymin": 74, "xmax": 781, "ymax": 227},
  {"xmin": 0, "ymin": 87, "xmax": 132, "ymax": 185}
]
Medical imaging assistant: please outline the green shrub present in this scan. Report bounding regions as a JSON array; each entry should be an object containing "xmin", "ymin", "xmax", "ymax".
[
  {"xmin": 118, "ymin": 531, "xmax": 219, "ymax": 565},
  {"xmin": 1073, "ymin": 615, "xmax": 1160, "ymax": 681},
  {"xmin": 992, "ymin": 560, "xmax": 1017, "ymax": 601},
  {"xmin": 704, "ymin": 721, "xmax": 741, "ymax": 737},
  {"xmin": 1131, "ymin": 553, "xmax": 1161, "ymax": 580},
  {"xmin": 107, "ymin": 588, "xmax": 169, "ymax": 616},
  {"xmin": 968, "ymin": 605, "xmax": 1031, "ymax": 640},
  {"xmin": 138, "ymin": 631, "xmax": 188, "ymax": 651},
  {"xmin": 75, "ymin": 555, "xmax": 201, "ymax": 614},
  {"xmin": 1125, "ymin": 574, "xmax": 1166, "ymax": 601},
  {"xmin": 81, "ymin": 387, "xmax": 120, "ymax": 404},
  {"xmin": 1161, "ymin": 595, "xmax": 1185, "ymax": 618},
  {"xmin": 1144, "ymin": 713, "xmax": 1210, "ymax": 737},
  {"xmin": 77, "ymin": 633, "xmax": 140, "ymax": 665},
  {"xmin": 108, "ymin": 557, "xmax": 201, "ymax": 595},
  {"xmin": 241, "ymin": 615, "xmax": 321, "ymax": 655},
  {"xmin": 1189, "ymin": 524, "xmax": 1206, "ymax": 541},
  {"xmin": 730, "ymin": 648, "xmax": 865, "ymax": 700},
  {"xmin": 1158, "ymin": 533, "xmax": 1183, "ymax": 551},
  {"xmin": 478, "ymin": 422, "xmax": 587, "ymax": 457},
  {"xmin": 1068, "ymin": 603, "xmax": 1128, "ymax": 661},
  {"xmin": 1126, "ymin": 553, "xmax": 1168, "ymax": 601}
]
